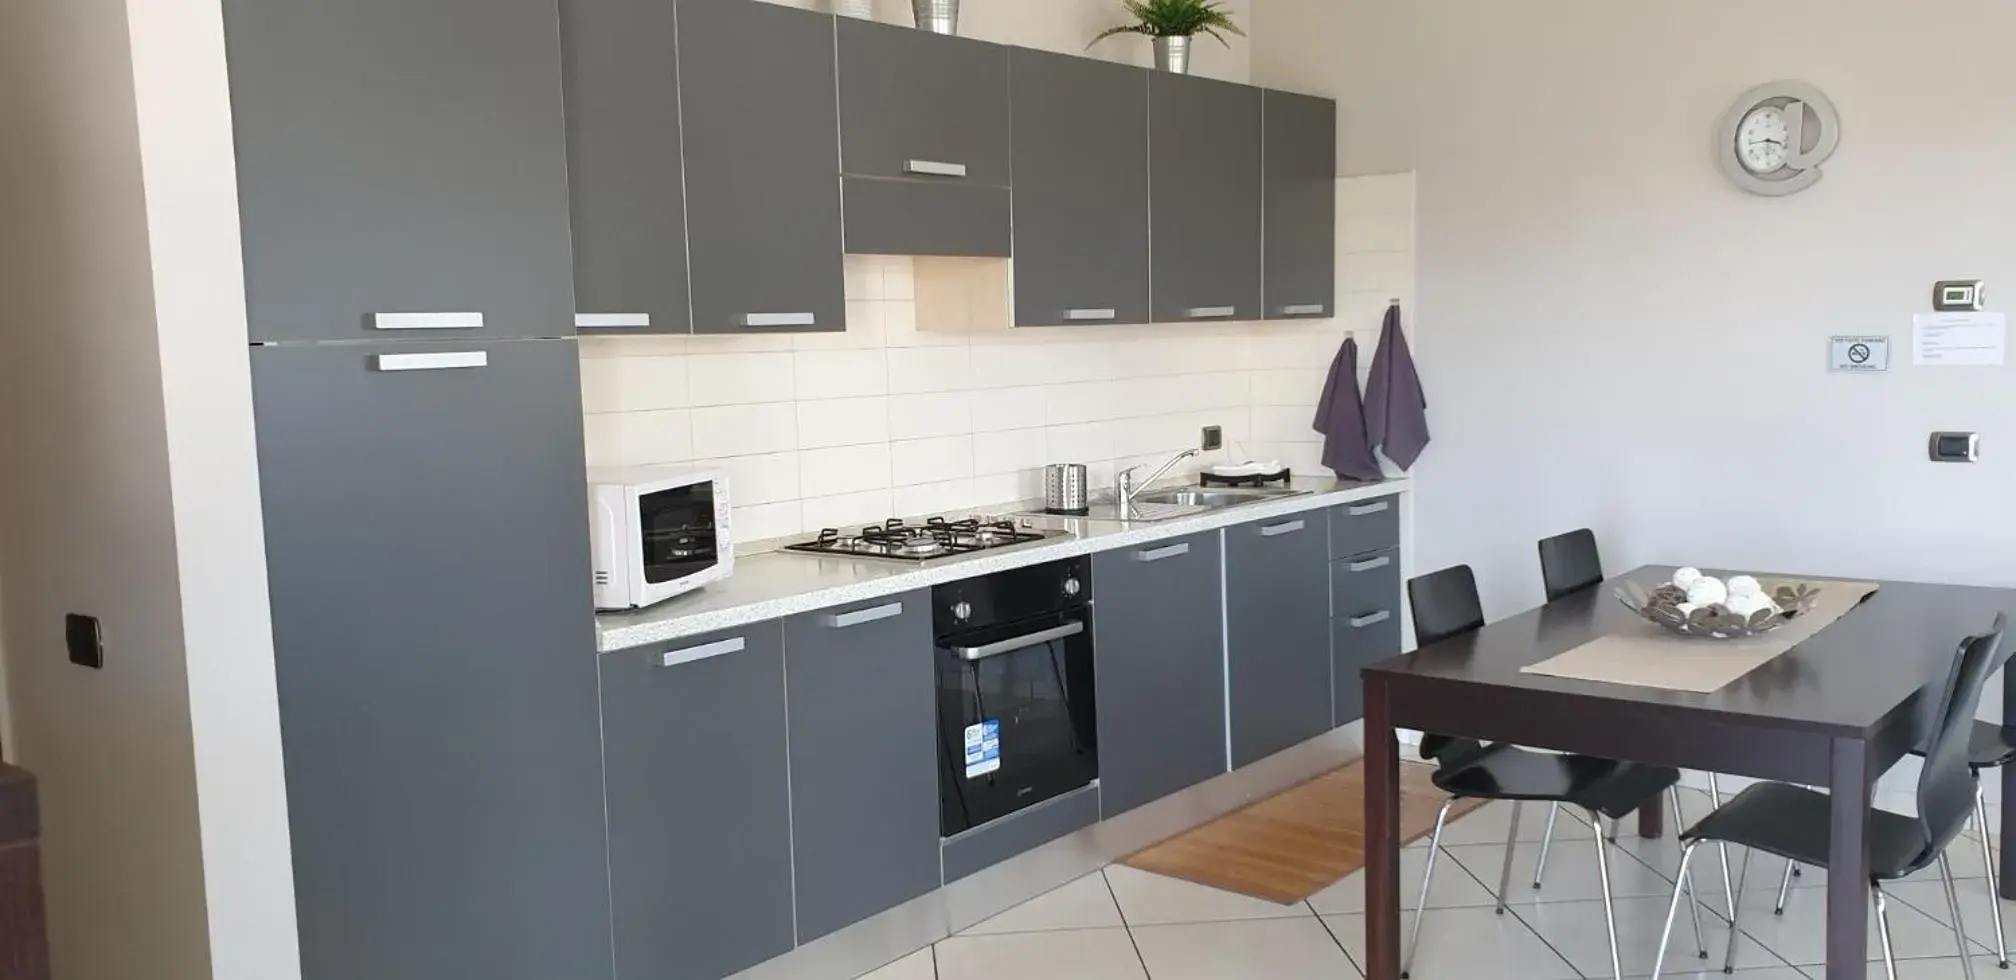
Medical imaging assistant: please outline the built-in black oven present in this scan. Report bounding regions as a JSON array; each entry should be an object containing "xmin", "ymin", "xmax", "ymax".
[{"xmin": 934, "ymin": 556, "xmax": 1098, "ymax": 836}]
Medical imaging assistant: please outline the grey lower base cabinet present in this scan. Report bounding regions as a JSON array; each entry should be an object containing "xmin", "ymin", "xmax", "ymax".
[
  {"xmin": 601, "ymin": 624, "xmax": 796, "ymax": 980},
  {"xmin": 1093, "ymin": 532, "xmax": 1227, "ymax": 818},
  {"xmin": 1331, "ymin": 547, "xmax": 1403, "ymax": 724},
  {"xmin": 1226, "ymin": 512, "xmax": 1334, "ymax": 768}
]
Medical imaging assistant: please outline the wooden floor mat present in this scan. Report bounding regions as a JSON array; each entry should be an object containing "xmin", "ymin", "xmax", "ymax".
[{"xmin": 1121, "ymin": 760, "xmax": 1482, "ymax": 904}]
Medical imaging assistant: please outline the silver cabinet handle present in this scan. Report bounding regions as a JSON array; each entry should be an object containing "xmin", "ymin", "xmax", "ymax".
[
  {"xmin": 373, "ymin": 351, "xmax": 488, "ymax": 372},
  {"xmin": 954, "ymin": 620, "xmax": 1084, "ymax": 662},
  {"xmin": 1347, "ymin": 555, "xmax": 1392, "ymax": 573},
  {"xmin": 1347, "ymin": 500, "xmax": 1391, "ymax": 516},
  {"xmin": 1186, "ymin": 306, "xmax": 1237, "ymax": 319},
  {"xmin": 903, "ymin": 159, "xmax": 968, "ymax": 178},
  {"xmin": 576, "ymin": 313, "xmax": 651, "ymax": 329},
  {"xmin": 1348, "ymin": 610, "xmax": 1393, "ymax": 629},
  {"xmin": 1259, "ymin": 519, "xmax": 1307, "ymax": 537},
  {"xmin": 1277, "ymin": 304, "xmax": 1326, "ymax": 316},
  {"xmin": 1065, "ymin": 308, "xmax": 1117, "ymax": 321},
  {"xmin": 743, "ymin": 312, "xmax": 816, "ymax": 328},
  {"xmin": 824, "ymin": 601, "xmax": 903, "ymax": 629},
  {"xmin": 658, "ymin": 636, "xmax": 745, "ymax": 668},
  {"xmin": 1135, "ymin": 543, "xmax": 1191, "ymax": 563},
  {"xmin": 370, "ymin": 311, "xmax": 483, "ymax": 331}
]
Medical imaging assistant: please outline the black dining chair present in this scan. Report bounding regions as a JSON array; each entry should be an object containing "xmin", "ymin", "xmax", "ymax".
[
  {"xmin": 1538, "ymin": 528, "xmax": 1605, "ymax": 602},
  {"xmin": 1403, "ymin": 565, "xmax": 1707, "ymax": 980},
  {"xmin": 1649, "ymin": 614, "xmax": 2010, "ymax": 980}
]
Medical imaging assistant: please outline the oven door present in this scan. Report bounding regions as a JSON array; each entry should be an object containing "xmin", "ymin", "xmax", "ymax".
[
  {"xmin": 636, "ymin": 480, "xmax": 721, "ymax": 592},
  {"xmin": 936, "ymin": 607, "xmax": 1098, "ymax": 836}
]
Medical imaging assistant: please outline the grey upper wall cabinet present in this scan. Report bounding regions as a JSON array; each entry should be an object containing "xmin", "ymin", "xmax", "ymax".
[
  {"xmin": 223, "ymin": 0, "xmax": 577, "ymax": 343},
  {"xmin": 1149, "ymin": 72, "xmax": 1262, "ymax": 324},
  {"xmin": 1225, "ymin": 512, "xmax": 1334, "ymax": 769},
  {"xmin": 601, "ymin": 624, "xmax": 796, "ymax": 980},
  {"xmin": 560, "ymin": 0, "xmax": 690, "ymax": 334},
  {"xmin": 837, "ymin": 19, "xmax": 1011, "ymax": 257},
  {"xmin": 678, "ymin": 0, "xmax": 846, "ymax": 334},
  {"xmin": 1011, "ymin": 48, "xmax": 1151, "ymax": 327},
  {"xmin": 785, "ymin": 594, "xmax": 940, "ymax": 943},
  {"xmin": 251, "ymin": 339, "xmax": 610, "ymax": 980},
  {"xmin": 1263, "ymin": 89, "xmax": 1338, "ymax": 320},
  {"xmin": 1093, "ymin": 533, "xmax": 1228, "ymax": 818}
]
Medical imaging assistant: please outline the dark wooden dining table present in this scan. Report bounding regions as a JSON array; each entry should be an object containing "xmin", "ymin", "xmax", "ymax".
[{"xmin": 1361, "ymin": 567, "xmax": 2016, "ymax": 980}]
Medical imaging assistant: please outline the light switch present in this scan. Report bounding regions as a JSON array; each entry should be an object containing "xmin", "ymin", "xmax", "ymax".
[{"xmin": 1929, "ymin": 431, "xmax": 1980, "ymax": 462}]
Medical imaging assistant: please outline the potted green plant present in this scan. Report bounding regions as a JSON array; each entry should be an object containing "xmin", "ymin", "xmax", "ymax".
[{"xmin": 1090, "ymin": 0, "xmax": 1245, "ymax": 75}]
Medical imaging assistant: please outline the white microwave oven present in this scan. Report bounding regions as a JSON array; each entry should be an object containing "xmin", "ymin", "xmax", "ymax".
[{"xmin": 588, "ymin": 466, "xmax": 733, "ymax": 610}]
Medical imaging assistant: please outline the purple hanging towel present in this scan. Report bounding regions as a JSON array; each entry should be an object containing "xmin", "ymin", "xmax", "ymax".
[
  {"xmin": 1311, "ymin": 335, "xmax": 1383, "ymax": 481},
  {"xmin": 1364, "ymin": 301, "xmax": 1430, "ymax": 470}
]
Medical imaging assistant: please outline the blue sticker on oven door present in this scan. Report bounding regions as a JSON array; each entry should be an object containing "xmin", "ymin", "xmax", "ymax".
[{"xmin": 963, "ymin": 720, "xmax": 1000, "ymax": 778}]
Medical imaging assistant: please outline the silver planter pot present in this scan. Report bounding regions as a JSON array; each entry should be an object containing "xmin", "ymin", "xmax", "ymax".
[
  {"xmin": 1154, "ymin": 34, "xmax": 1193, "ymax": 74},
  {"xmin": 911, "ymin": 0, "xmax": 958, "ymax": 34},
  {"xmin": 831, "ymin": 0, "xmax": 875, "ymax": 18}
]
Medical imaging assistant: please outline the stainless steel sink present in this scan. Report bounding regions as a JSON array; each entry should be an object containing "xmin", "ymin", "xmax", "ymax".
[{"xmin": 1068, "ymin": 485, "xmax": 1312, "ymax": 522}]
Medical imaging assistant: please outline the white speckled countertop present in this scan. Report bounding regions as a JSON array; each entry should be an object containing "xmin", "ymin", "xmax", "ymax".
[{"xmin": 595, "ymin": 477, "xmax": 1407, "ymax": 652}]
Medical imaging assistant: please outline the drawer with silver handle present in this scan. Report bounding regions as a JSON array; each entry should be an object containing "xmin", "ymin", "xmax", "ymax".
[
  {"xmin": 1330, "ymin": 493, "xmax": 1400, "ymax": 560},
  {"xmin": 1330, "ymin": 546, "xmax": 1400, "ymax": 626}
]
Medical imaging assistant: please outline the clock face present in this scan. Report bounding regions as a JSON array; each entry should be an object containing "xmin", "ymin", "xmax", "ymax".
[{"xmin": 1736, "ymin": 105, "xmax": 1790, "ymax": 174}]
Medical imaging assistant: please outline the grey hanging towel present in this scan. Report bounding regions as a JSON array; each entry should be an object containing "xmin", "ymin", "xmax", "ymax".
[
  {"xmin": 1311, "ymin": 335, "xmax": 1383, "ymax": 481},
  {"xmin": 1364, "ymin": 301, "xmax": 1430, "ymax": 469}
]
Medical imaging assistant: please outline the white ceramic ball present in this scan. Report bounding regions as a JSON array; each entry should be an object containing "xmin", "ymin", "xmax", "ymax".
[
  {"xmin": 1726, "ymin": 575, "xmax": 1763, "ymax": 598},
  {"xmin": 1686, "ymin": 577, "xmax": 1728, "ymax": 608},
  {"xmin": 1724, "ymin": 592, "xmax": 1778, "ymax": 620},
  {"xmin": 1674, "ymin": 602, "xmax": 1699, "ymax": 618},
  {"xmin": 1672, "ymin": 567, "xmax": 1703, "ymax": 591}
]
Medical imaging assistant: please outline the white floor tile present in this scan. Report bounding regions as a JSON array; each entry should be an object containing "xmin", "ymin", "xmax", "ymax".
[
  {"xmin": 1440, "ymin": 800, "xmax": 1581, "ymax": 847},
  {"xmin": 1733, "ymin": 883, "xmax": 1971, "ymax": 966},
  {"xmin": 1130, "ymin": 916, "xmax": 1361, "ymax": 980},
  {"xmin": 960, "ymin": 872, "xmax": 1125, "ymax": 936},
  {"xmin": 934, "ymin": 927, "xmax": 1147, "ymax": 980},
  {"xmin": 1311, "ymin": 843, "xmax": 1501, "ymax": 915},
  {"xmin": 1324, "ymin": 907, "xmax": 1580, "ymax": 980},
  {"xmin": 857, "ymin": 948, "xmax": 936, "ymax": 980},
  {"xmin": 1881, "ymin": 879, "xmax": 2007, "ymax": 959},
  {"xmin": 1101, "ymin": 865, "xmax": 1313, "ymax": 927},
  {"xmin": 1871, "ymin": 954, "xmax": 2009, "ymax": 980},
  {"xmin": 1654, "ymin": 969, "xmax": 1807, "ymax": 980},
  {"xmin": 1448, "ymin": 838, "xmax": 1678, "ymax": 906},
  {"xmin": 1512, "ymin": 895, "xmax": 1787, "ymax": 977}
]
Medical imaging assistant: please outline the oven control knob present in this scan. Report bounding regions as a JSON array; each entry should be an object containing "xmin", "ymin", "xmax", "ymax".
[
  {"xmin": 952, "ymin": 600, "xmax": 973, "ymax": 622},
  {"xmin": 1062, "ymin": 577, "xmax": 1082, "ymax": 597}
]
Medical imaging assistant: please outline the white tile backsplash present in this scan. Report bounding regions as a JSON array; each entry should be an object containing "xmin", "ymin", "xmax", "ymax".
[{"xmin": 577, "ymin": 175, "xmax": 1415, "ymax": 540}]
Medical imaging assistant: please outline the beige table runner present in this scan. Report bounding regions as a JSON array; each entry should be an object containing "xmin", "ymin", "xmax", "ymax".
[{"xmin": 1520, "ymin": 578, "xmax": 1882, "ymax": 693}]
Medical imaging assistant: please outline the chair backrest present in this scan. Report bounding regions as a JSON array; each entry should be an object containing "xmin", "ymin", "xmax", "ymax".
[
  {"xmin": 1408, "ymin": 564, "xmax": 1484, "ymax": 648},
  {"xmin": 1538, "ymin": 528, "xmax": 1604, "ymax": 602},
  {"xmin": 1913, "ymin": 613, "xmax": 2009, "ymax": 861}
]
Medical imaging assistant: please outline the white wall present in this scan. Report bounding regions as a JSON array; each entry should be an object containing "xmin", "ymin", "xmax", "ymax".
[
  {"xmin": 1254, "ymin": 0, "xmax": 2016, "ymax": 805},
  {"xmin": 0, "ymin": 0, "xmax": 295, "ymax": 977}
]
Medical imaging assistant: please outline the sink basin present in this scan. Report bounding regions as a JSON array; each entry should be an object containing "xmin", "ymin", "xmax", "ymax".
[{"xmin": 1066, "ymin": 485, "xmax": 1312, "ymax": 522}]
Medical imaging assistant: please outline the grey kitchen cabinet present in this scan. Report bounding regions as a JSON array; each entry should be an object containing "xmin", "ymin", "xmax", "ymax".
[
  {"xmin": 560, "ymin": 0, "xmax": 690, "ymax": 334},
  {"xmin": 1330, "ymin": 548, "xmax": 1403, "ymax": 725},
  {"xmin": 1225, "ymin": 511, "xmax": 1335, "ymax": 768},
  {"xmin": 1011, "ymin": 49, "xmax": 1151, "ymax": 327},
  {"xmin": 1149, "ymin": 72, "xmax": 1263, "ymax": 324},
  {"xmin": 1330, "ymin": 493, "xmax": 1400, "ymax": 559},
  {"xmin": 1092, "ymin": 533, "xmax": 1228, "ymax": 818},
  {"xmin": 785, "ymin": 593, "xmax": 940, "ymax": 943},
  {"xmin": 601, "ymin": 624, "xmax": 796, "ymax": 980},
  {"xmin": 838, "ymin": 19, "xmax": 1011, "ymax": 257},
  {"xmin": 222, "ymin": 0, "xmax": 576, "ymax": 343},
  {"xmin": 1263, "ymin": 90, "xmax": 1338, "ymax": 320},
  {"xmin": 250, "ymin": 339, "xmax": 611, "ymax": 980},
  {"xmin": 678, "ymin": 0, "xmax": 846, "ymax": 333}
]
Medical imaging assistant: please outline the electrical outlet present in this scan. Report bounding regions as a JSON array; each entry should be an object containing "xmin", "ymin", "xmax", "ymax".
[
  {"xmin": 65, "ymin": 614, "xmax": 103, "ymax": 669},
  {"xmin": 1201, "ymin": 425, "xmax": 1223, "ymax": 451}
]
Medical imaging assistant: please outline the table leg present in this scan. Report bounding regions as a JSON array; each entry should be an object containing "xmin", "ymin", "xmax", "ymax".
[
  {"xmin": 1638, "ymin": 797, "xmax": 1664, "ymax": 839},
  {"xmin": 1826, "ymin": 737, "xmax": 1871, "ymax": 980},
  {"xmin": 1364, "ymin": 676, "xmax": 1401, "ymax": 980}
]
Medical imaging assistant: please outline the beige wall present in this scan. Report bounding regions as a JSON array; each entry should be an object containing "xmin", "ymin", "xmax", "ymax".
[{"xmin": 0, "ymin": 0, "xmax": 294, "ymax": 977}]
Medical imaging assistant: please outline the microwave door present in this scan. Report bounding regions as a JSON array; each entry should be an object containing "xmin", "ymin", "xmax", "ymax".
[{"xmin": 638, "ymin": 484, "xmax": 719, "ymax": 584}]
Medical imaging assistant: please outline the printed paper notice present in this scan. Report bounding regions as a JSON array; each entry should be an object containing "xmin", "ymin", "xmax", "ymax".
[
  {"xmin": 1914, "ymin": 311, "xmax": 2006, "ymax": 366},
  {"xmin": 963, "ymin": 720, "xmax": 1000, "ymax": 779}
]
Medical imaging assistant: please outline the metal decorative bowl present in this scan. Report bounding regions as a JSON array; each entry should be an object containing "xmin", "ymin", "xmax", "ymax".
[{"xmin": 1615, "ymin": 580, "xmax": 1822, "ymax": 639}]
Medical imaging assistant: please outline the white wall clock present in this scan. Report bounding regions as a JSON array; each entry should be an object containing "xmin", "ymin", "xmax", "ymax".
[{"xmin": 1716, "ymin": 80, "xmax": 1841, "ymax": 196}]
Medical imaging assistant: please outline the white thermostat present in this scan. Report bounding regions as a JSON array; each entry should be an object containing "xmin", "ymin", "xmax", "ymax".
[{"xmin": 1934, "ymin": 280, "xmax": 1986, "ymax": 312}]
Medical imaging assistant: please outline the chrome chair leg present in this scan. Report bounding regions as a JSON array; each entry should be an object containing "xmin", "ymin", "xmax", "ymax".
[
  {"xmin": 1773, "ymin": 858, "xmax": 1795, "ymax": 915},
  {"xmin": 1401, "ymin": 799, "xmax": 1456, "ymax": 980},
  {"xmin": 1669, "ymin": 790, "xmax": 1708, "ymax": 958},
  {"xmin": 1651, "ymin": 841, "xmax": 1703, "ymax": 980},
  {"xmin": 1533, "ymin": 802, "xmax": 1560, "ymax": 888},
  {"xmin": 1589, "ymin": 809, "xmax": 1623, "ymax": 980},
  {"xmin": 1940, "ymin": 852, "xmax": 1982, "ymax": 980},
  {"xmin": 1975, "ymin": 776, "xmax": 2009, "ymax": 968},
  {"xmin": 1494, "ymin": 801, "xmax": 1524, "ymax": 915},
  {"xmin": 1874, "ymin": 883, "xmax": 1899, "ymax": 980},
  {"xmin": 1706, "ymin": 776, "xmax": 1739, "ymax": 924},
  {"xmin": 1722, "ymin": 846, "xmax": 1753, "ymax": 974}
]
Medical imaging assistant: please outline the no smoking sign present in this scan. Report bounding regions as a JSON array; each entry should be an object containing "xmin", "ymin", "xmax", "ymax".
[{"xmin": 1829, "ymin": 335, "xmax": 1890, "ymax": 373}]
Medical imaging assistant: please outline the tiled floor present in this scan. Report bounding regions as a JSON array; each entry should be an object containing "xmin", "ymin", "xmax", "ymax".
[{"xmin": 856, "ymin": 791, "xmax": 2014, "ymax": 980}]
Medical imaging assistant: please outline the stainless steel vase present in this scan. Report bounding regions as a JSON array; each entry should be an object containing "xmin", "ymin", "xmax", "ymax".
[
  {"xmin": 1043, "ymin": 464, "xmax": 1089, "ymax": 517},
  {"xmin": 1154, "ymin": 34, "xmax": 1192, "ymax": 74},
  {"xmin": 831, "ymin": 0, "xmax": 875, "ymax": 18},
  {"xmin": 911, "ymin": 0, "xmax": 958, "ymax": 34}
]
